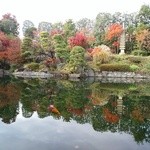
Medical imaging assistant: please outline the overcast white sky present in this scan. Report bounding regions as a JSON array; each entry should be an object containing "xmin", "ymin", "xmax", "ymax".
[{"xmin": 0, "ymin": 0, "xmax": 150, "ymax": 28}]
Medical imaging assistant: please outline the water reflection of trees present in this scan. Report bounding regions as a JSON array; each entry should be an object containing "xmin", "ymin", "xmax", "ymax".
[
  {"xmin": 0, "ymin": 77, "xmax": 20, "ymax": 124},
  {"xmin": 20, "ymin": 79, "xmax": 58, "ymax": 118},
  {"xmin": 0, "ymin": 78, "xmax": 150, "ymax": 143}
]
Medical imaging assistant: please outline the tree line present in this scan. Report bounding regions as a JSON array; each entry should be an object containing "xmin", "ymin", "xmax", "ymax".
[{"xmin": 0, "ymin": 4, "xmax": 150, "ymax": 72}]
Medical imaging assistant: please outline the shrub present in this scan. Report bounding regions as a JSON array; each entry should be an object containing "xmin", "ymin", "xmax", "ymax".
[
  {"xmin": 21, "ymin": 51, "xmax": 32, "ymax": 58},
  {"xmin": 69, "ymin": 46, "xmax": 85, "ymax": 68},
  {"xmin": 93, "ymin": 50, "xmax": 111, "ymax": 65},
  {"xmin": 25, "ymin": 62, "xmax": 39, "ymax": 71},
  {"xmin": 53, "ymin": 34, "xmax": 69, "ymax": 63},
  {"xmin": 143, "ymin": 63, "xmax": 150, "ymax": 71},
  {"xmin": 130, "ymin": 65, "xmax": 139, "ymax": 72},
  {"xmin": 62, "ymin": 46, "xmax": 85, "ymax": 73},
  {"xmin": 92, "ymin": 46, "xmax": 111, "ymax": 65},
  {"xmin": 100, "ymin": 64, "xmax": 131, "ymax": 72},
  {"xmin": 128, "ymin": 56, "xmax": 144, "ymax": 64},
  {"xmin": 21, "ymin": 37, "xmax": 32, "ymax": 52},
  {"xmin": 131, "ymin": 50, "xmax": 147, "ymax": 56}
]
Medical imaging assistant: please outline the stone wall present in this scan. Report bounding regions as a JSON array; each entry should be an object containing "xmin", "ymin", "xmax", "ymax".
[
  {"xmin": 96, "ymin": 71, "xmax": 149, "ymax": 79},
  {"xmin": 13, "ymin": 70, "xmax": 150, "ymax": 79}
]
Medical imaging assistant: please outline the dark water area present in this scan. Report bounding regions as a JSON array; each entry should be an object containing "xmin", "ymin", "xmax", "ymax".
[{"xmin": 0, "ymin": 77, "xmax": 150, "ymax": 150}]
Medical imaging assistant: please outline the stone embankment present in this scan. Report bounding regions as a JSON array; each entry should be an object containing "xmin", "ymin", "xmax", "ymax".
[{"xmin": 13, "ymin": 71, "xmax": 150, "ymax": 83}]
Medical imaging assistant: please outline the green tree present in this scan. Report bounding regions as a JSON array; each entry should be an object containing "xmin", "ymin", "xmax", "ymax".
[
  {"xmin": 68, "ymin": 46, "xmax": 85, "ymax": 72},
  {"xmin": 53, "ymin": 34, "xmax": 69, "ymax": 62},
  {"xmin": 24, "ymin": 27, "xmax": 37, "ymax": 39},
  {"xmin": 63, "ymin": 19, "xmax": 76, "ymax": 41},
  {"xmin": 22, "ymin": 20, "xmax": 34, "ymax": 36},
  {"xmin": 94, "ymin": 12, "xmax": 112, "ymax": 45},
  {"xmin": 40, "ymin": 31, "xmax": 50, "ymax": 52},
  {"xmin": 21, "ymin": 37, "xmax": 33, "ymax": 63},
  {"xmin": 0, "ymin": 13, "xmax": 19, "ymax": 36},
  {"xmin": 21, "ymin": 37, "xmax": 33, "ymax": 52},
  {"xmin": 112, "ymin": 12, "xmax": 122, "ymax": 23},
  {"xmin": 52, "ymin": 22, "xmax": 63, "ymax": 32},
  {"xmin": 138, "ymin": 5, "xmax": 150, "ymax": 25},
  {"xmin": 124, "ymin": 13, "xmax": 138, "ymax": 53},
  {"xmin": 38, "ymin": 22, "xmax": 52, "ymax": 32},
  {"xmin": 76, "ymin": 18, "xmax": 94, "ymax": 34}
]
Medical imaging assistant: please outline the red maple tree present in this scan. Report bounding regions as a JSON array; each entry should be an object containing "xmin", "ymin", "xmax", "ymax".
[
  {"xmin": 68, "ymin": 32, "xmax": 88, "ymax": 48},
  {"xmin": 0, "ymin": 32, "xmax": 21, "ymax": 63}
]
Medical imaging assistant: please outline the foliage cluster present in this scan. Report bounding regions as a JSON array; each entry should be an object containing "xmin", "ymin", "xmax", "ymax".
[
  {"xmin": 100, "ymin": 64, "xmax": 131, "ymax": 72},
  {"xmin": 1, "ymin": 4, "xmax": 150, "ymax": 74}
]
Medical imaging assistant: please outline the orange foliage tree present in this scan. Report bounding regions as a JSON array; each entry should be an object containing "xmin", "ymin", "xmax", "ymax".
[
  {"xmin": 105, "ymin": 23, "xmax": 123, "ymax": 53},
  {"xmin": 131, "ymin": 108, "xmax": 144, "ymax": 122},
  {"xmin": 103, "ymin": 108, "xmax": 120, "ymax": 123},
  {"xmin": 135, "ymin": 29, "xmax": 149, "ymax": 51}
]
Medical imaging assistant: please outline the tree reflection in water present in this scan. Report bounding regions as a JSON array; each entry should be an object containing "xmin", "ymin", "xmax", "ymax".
[{"xmin": 0, "ymin": 77, "xmax": 150, "ymax": 144}]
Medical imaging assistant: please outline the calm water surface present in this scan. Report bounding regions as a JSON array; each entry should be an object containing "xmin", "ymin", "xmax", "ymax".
[{"xmin": 0, "ymin": 77, "xmax": 150, "ymax": 150}]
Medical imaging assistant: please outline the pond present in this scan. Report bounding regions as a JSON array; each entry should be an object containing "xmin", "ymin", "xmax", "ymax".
[{"xmin": 0, "ymin": 77, "xmax": 150, "ymax": 150}]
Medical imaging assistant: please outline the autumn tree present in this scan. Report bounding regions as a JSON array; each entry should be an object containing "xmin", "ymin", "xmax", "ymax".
[
  {"xmin": 91, "ymin": 45, "xmax": 111, "ymax": 66},
  {"xmin": 0, "ymin": 32, "xmax": 10, "ymax": 51},
  {"xmin": 106, "ymin": 23, "xmax": 123, "ymax": 41},
  {"xmin": 68, "ymin": 32, "xmax": 88, "ymax": 49},
  {"xmin": 142, "ymin": 30, "xmax": 150, "ymax": 53},
  {"xmin": 0, "ymin": 33, "xmax": 21, "ymax": 66},
  {"xmin": 8, "ymin": 37, "xmax": 21, "ymax": 63},
  {"xmin": 135, "ymin": 24, "xmax": 149, "ymax": 51},
  {"xmin": 105, "ymin": 23, "xmax": 123, "ymax": 53}
]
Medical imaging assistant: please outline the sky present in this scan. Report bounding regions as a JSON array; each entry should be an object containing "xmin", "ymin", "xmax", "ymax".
[{"xmin": 0, "ymin": 0, "xmax": 150, "ymax": 30}]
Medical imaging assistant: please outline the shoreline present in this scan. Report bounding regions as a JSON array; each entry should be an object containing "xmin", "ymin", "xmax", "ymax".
[{"xmin": 12, "ymin": 71, "xmax": 150, "ymax": 83}]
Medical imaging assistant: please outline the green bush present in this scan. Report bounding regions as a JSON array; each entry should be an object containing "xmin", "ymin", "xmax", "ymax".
[
  {"xmin": 62, "ymin": 46, "xmax": 85, "ymax": 73},
  {"xmin": 131, "ymin": 50, "xmax": 147, "ymax": 56},
  {"xmin": 93, "ymin": 50, "xmax": 111, "ymax": 65},
  {"xmin": 21, "ymin": 37, "xmax": 33, "ymax": 52},
  {"xmin": 25, "ymin": 62, "xmax": 39, "ymax": 71},
  {"xmin": 130, "ymin": 65, "xmax": 139, "ymax": 71},
  {"xmin": 53, "ymin": 34, "xmax": 69, "ymax": 62},
  {"xmin": 21, "ymin": 51, "xmax": 32, "ymax": 58},
  {"xmin": 69, "ymin": 46, "xmax": 85, "ymax": 69},
  {"xmin": 100, "ymin": 64, "xmax": 131, "ymax": 72},
  {"xmin": 128, "ymin": 56, "xmax": 144, "ymax": 64},
  {"xmin": 144, "ymin": 63, "xmax": 150, "ymax": 70}
]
